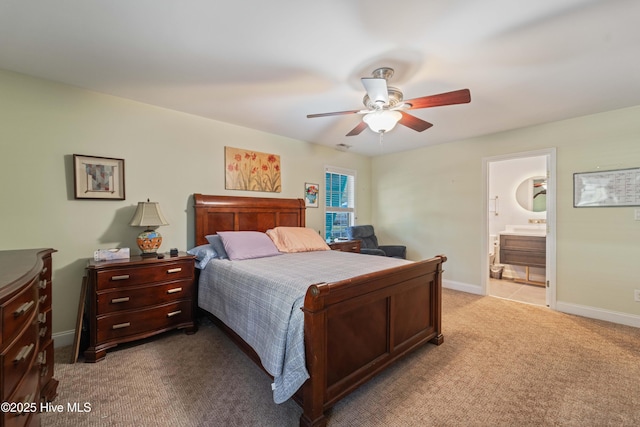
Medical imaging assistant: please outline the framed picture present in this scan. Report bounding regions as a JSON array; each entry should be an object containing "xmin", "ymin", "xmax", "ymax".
[
  {"xmin": 225, "ymin": 147, "xmax": 281, "ymax": 193},
  {"xmin": 305, "ymin": 182, "xmax": 319, "ymax": 208},
  {"xmin": 73, "ymin": 154, "xmax": 125, "ymax": 200}
]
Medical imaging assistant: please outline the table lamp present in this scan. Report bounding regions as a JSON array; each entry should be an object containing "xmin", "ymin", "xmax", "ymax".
[{"xmin": 129, "ymin": 199, "xmax": 169, "ymax": 257}]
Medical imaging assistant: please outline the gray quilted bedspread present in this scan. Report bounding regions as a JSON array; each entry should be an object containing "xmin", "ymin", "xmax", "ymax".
[{"xmin": 197, "ymin": 250, "xmax": 410, "ymax": 403}]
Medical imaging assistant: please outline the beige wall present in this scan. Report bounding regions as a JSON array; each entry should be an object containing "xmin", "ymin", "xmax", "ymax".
[
  {"xmin": 0, "ymin": 69, "xmax": 372, "ymax": 336},
  {"xmin": 372, "ymin": 105, "xmax": 640, "ymax": 324}
]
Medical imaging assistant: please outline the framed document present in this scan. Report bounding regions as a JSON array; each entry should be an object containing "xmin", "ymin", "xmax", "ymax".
[{"xmin": 573, "ymin": 167, "xmax": 640, "ymax": 207}]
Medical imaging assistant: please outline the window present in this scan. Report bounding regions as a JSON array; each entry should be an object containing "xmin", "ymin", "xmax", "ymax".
[{"xmin": 325, "ymin": 166, "xmax": 356, "ymax": 241}]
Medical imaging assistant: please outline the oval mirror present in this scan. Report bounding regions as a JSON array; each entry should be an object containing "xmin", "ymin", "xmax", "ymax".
[{"xmin": 515, "ymin": 176, "xmax": 546, "ymax": 212}]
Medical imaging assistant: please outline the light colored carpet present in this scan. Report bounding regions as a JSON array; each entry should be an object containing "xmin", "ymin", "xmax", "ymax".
[{"xmin": 44, "ymin": 289, "xmax": 640, "ymax": 426}]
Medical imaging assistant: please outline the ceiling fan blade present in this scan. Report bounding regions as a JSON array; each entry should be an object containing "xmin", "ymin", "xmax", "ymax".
[
  {"xmin": 346, "ymin": 121, "xmax": 368, "ymax": 136},
  {"xmin": 361, "ymin": 77, "xmax": 389, "ymax": 105},
  {"xmin": 404, "ymin": 89, "xmax": 471, "ymax": 110},
  {"xmin": 399, "ymin": 112, "xmax": 434, "ymax": 132},
  {"xmin": 307, "ymin": 109, "xmax": 362, "ymax": 118}
]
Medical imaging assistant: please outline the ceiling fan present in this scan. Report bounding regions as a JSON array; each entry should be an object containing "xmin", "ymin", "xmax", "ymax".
[{"xmin": 307, "ymin": 67, "xmax": 471, "ymax": 136}]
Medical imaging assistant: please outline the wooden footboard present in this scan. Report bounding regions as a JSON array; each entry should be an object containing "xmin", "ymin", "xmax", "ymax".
[{"xmin": 299, "ymin": 255, "xmax": 446, "ymax": 427}]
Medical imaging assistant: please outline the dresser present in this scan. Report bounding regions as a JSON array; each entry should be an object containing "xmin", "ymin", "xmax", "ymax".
[
  {"xmin": 328, "ymin": 240, "xmax": 361, "ymax": 253},
  {"xmin": 83, "ymin": 253, "xmax": 196, "ymax": 362},
  {"xmin": 1, "ymin": 248, "xmax": 58, "ymax": 427}
]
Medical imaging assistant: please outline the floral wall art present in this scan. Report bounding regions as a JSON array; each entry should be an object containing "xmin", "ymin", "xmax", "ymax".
[
  {"xmin": 304, "ymin": 183, "xmax": 319, "ymax": 207},
  {"xmin": 225, "ymin": 147, "xmax": 281, "ymax": 192}
]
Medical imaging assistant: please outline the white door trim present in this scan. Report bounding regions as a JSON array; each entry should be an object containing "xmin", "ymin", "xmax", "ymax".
[{"xmin": 481, "ymin": 148, "xmax": 557, "ymax": 308}]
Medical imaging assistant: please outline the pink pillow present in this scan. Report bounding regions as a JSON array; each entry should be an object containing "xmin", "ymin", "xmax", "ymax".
[
  {"xmin": 266, "ymin": 227, "xmax": 330, "ymax": 253},
  {"xmin": 217, "ymin": 231, "xmax": 281, "ymax": 260}
]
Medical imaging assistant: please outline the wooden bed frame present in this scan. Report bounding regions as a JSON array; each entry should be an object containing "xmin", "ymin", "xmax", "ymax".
[{"xmin": 193, "ymin": 193, "xmax": 446, "ymax": 427}]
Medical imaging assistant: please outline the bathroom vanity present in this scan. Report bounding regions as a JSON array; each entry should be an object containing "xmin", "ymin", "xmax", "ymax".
[{"xmin": 499, "ymin": 225, "xmax": 546, "ymax": 286}]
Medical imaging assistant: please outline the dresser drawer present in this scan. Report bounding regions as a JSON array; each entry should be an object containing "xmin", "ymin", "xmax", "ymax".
[
  {"xmin": 1, "ymin": 320, "xmax": 38, "ymax": 399},
  {"xmin": 38, "ymin": 339, "xmax": 54, "ymax": 385},
  {"xmin": 96, "ymin": 279, "xmax": 193, "ymax": 315},
  {"xmin": 95, "ymin": 260, "xmax": 193, "ymax": 290},
  {"xmin": 96, "ymin": 300, "xmax": 193, "ymax": 343},
  {"xmin": 38, "ymin": 307, "xmax": 52, "ymax": 344},
  {"xmin": 2, "ymin": 359, "xmax": 39, "ymax": 427},
  {"xmin": 1, "ymin": 281, "xmax": 38, "ymax": 350}
]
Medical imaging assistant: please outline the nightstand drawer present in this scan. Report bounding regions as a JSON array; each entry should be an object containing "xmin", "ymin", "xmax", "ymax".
[
  {"xmin": 96, "ymin": 300, "xmax": 193, "ymax": 343},
  {"xmin": 96, "ymin": 279, "xmax": 193, "ymax": 314},
  {"xmin": 1, "ymin": 279, "xmax": 38, "ymax": 347},
  {"xmin": 95, "ymin": 260, "xmax": 193, "ymax": 290},
  {"xmin": 329, "ymin": 240, "xmax": 361, "ymax": 253}
]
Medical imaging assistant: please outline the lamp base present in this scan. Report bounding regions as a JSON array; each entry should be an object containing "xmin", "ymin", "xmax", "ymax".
[
  {"xmin": 139, "ymin": 252, "xmax": 159, "ymax": 258},
  {"xmin": 136, "ymin": 229, "xmax": 163, "ymax": 257}
]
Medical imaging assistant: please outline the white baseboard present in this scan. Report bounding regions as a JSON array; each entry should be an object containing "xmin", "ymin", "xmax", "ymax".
[
  {"xmin": 443, "ymin": 280, "xmax": 639, "ymax": 329},
  {"xmin": 443, "ymin": 279, "xmax": 483, "ymax": 295},
  {"xmin": 555, "ymin": 301, "xmax": 640, "ymax": 328},
  {"xmin": 53, "ymin": 329, "xmax": 76, "ymax": 348}
]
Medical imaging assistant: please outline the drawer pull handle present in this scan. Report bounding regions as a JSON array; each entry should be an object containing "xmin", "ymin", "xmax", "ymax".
[
  {"xmin": 14, "ymin": 300, "xmax": 35, "ymax": 317},
  {"xmin": 41, "ymin": 267, "xmax": 48, "ymax": 276},
  {"xmin": 167, "ymin": 268, "xmax": 182, "ymax": 274},
  {"xmin": 111, "ymin": 297, "xmax": 130, "ymax": 304},
  {"xmin": 111, "ymin": 274, "xmax": 130, "ymax": 281},
  {"xmin": 40, "ymin": 326, "xmax": 48, "ymax": 337},
  {"xmin": 14, "ymin": 343, "xmax": 35, "ymax": 364},
  {"xmin": 37, "ymin": 350, "xmax": 47, "ymax": 365},
  {"xmin": 19, "ymin": 393, "xmax": 36, "ymax": 413},
  {"xmin": 38, "ymin": 312, "xmax": 47, "ymax": 324},
  {"xmin": 112, "ymin": 322, "xmax": 131, "ymax": 330},
  {"xmin": 41, "ymin": 366, "xmax": 49, "ymax": 378},
  {"xmin": 167, "ymin": 310, "xmax": 182, "ymax": 318},
  {"xmin": 39, "ymin": 295, "xmax": 48, "ymax": 304},
  {"xmin": 167, "ymin": 287, "xmax": 182, "ymax": 294},
  {"xmin": 39, "ymin": 280, "xmax": 47, "ymax": 289}
]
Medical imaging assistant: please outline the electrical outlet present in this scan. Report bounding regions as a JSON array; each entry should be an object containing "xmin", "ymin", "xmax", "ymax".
[{"xmin": 635, "ymin": 289, "xmax": 640, "ymax": 302}]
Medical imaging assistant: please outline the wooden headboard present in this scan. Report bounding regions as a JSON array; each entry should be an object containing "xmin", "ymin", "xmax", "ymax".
[{"xmin": 193, "ymin": 194, "xmax": 306, "ymax": 246}]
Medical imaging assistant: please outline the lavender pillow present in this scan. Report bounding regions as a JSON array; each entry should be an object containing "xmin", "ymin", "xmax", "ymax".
[{"xmin": 217, "ymin": 231, "xmax": 282, "ymax": 261}]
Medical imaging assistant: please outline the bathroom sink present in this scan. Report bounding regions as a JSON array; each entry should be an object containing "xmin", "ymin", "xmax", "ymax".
[{"xmin": 501, "ymin": 224, "xmax": 546, "ymax": 236}]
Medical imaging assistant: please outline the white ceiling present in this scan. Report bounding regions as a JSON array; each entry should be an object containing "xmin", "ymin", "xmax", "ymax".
[{"xmin": 1, "ymin": 0, "xmax": 639, "ymax": 156}]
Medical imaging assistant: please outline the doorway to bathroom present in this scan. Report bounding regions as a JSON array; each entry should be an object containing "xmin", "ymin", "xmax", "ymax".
[{"xmin": 482, "ymin": 149, "xmax": 556, "ymax": 308}]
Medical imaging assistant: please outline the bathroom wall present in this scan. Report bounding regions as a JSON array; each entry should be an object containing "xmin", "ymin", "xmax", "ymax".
[{"xmin": 489, "ymin": 156, "xmax": 547, "ymax": 282}]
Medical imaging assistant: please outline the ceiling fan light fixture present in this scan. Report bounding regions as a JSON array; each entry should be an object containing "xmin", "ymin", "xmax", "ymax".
[{"xmin": 363, "ymin": 110, "xmax": 402, "ymax": 133}]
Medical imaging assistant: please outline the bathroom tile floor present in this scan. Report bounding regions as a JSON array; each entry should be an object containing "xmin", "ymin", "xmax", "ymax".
[{"xmin": 488, "ymin": 277, "xmax": 546, "ymax": 306}]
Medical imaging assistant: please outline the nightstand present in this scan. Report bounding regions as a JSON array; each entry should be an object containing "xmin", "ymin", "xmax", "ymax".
[
  {"xmin": 328, "ymin": 240, "xmax": 361, "ymax": 253},
  {"xmin": 83, "ymin": 252, "xmax": 196, "ymax": 362}
]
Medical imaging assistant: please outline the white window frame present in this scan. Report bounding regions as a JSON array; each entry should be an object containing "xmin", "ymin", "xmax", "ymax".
[{"xmin": 324, "ymin": 166, "xmax": 356, "ymax": 241}]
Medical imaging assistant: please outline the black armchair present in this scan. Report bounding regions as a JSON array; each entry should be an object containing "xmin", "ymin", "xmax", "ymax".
[{"xmin": 346, "ymin": 225, "xmax": 407, "ymax": 259}]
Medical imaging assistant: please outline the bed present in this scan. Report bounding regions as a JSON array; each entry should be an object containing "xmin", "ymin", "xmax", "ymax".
[{"xmin": 193, "ymin": 193, "xmax": 446, "ymax": 427}]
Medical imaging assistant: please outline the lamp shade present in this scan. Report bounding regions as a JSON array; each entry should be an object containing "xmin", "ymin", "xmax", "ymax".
[
  {"xmin": 362, "ymin": 110, "xmax": 402, "ymax": 133},
  {"xmin": 129, "ymin": 201, "xmax": 169, "ymax": 227},
  {"xmin": 129, "ymin": 200, "xmax": 169, "ymax": 256}
]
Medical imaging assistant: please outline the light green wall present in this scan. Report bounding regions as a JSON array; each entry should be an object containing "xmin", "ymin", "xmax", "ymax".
[
  {"xmin": 372, "ymin": 105, "xmax": 640, "ymax": 320},
  {"xmin": 0, "ymin": 69, "xmax": 372, "ymax": 335},
  {"xmin": 3, "ymin": 67, "xmax": 638, "ymax": 335}
]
